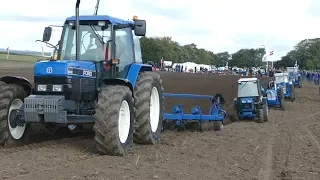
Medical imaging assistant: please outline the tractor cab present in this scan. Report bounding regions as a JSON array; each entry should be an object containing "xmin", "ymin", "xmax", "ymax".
[
  {"xmin": 286, "ymin": 66, "xmax": 302, "ymax": 88},
  {"xmin": 33, "ymin": 15, "xmax": 147, "ymax": 102},
  {"xmin": 233, "ymin": 78, "xmax": 268, "ymax": 123},
  {"xmin": 274, "ymin": 73, "xmax": 289, "ymax": 90},
  {"xmin": 274, "ymin": 72, "xmax": 295, "ymax": 101},
  {"xmin": 265, "ymin": 73, "xmax": 286, "ymax": 109}
]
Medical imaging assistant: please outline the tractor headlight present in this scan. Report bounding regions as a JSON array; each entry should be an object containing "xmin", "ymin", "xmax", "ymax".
[
  {"xmin": 37, "ymin": 85, "xmax": 47, "ymax": 91},
  {"xmin": 67, "ymin": 68, "xmax": 73, "ymax": 74},
  {"xmin": 52, "ymin": 85, "xmax": 63, "ymax": 92}
]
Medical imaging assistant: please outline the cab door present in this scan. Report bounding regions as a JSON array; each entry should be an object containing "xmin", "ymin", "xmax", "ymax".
[{"xmin": 114, "ymin": 27, "xmax": 135, "ymax": 78}]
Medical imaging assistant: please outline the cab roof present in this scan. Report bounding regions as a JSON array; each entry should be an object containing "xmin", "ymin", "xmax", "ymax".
[
  {"xmin": 66, "ymin": 15, "xmax": 134, "ymax": 25},
  {"xmin": 274, "ymin": 72, "xmax": 288, "ymax": 77},
  {"xmin": 238, "ymin": 77, "xmax": 258, "ymax": 83}
]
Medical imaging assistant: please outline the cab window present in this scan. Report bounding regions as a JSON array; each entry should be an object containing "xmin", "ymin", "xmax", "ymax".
[{"xmin": 115, "ymin": 27, "xmax": 134, "ymax": 71}]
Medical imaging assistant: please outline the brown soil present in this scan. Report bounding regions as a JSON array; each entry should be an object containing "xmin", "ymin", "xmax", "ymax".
[{"xmin": 0, "ymin": 65, "xmax": 320, "ymax": 180}]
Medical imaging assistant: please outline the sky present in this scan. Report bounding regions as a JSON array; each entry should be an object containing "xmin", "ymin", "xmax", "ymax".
[{"xmin": 0, "ymin": 0, "xmax": 320, "ymax": 61}]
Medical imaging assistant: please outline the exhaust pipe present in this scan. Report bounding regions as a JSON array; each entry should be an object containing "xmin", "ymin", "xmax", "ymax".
[{"xmin": 75, "ymin": 0, "xmax": 80, "ymax": 60}]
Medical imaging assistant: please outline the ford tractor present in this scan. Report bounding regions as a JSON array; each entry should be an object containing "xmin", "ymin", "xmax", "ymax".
[
  {"xmin": 286, "ymin": 66, "xmax": 302, "ymax": 88},
  {"xmin": 274, "ymin": 72, "xmax": 295, "ymax": 102},
  {"xmin": 0, "ymin": 0, "xmax": 164, "ymax": 156},
  {"xmin": 233, "ymin": 78, "xmax": 268, "ymax": 123}
]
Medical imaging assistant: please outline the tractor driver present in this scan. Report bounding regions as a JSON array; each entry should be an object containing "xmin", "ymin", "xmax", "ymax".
[
  {"xmin": 83, "ymin": 33, "xmax": 105, "ymax": 61},
  {"xmin": 268, "ymin": 81, "xmax": 274, "ymax": 89}
]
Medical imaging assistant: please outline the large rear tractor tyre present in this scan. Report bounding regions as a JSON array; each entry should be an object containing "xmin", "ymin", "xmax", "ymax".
[
  {"xmin": 0, "ymin": 82, "xmax": 31, "ymax": 146},
  {"xmin": 93, "ymin": 85, "xmax": 134, "ymax": 156},
  {"xmin": 134, "ymin": 71, "xmax": 164, "ymax": 144}
]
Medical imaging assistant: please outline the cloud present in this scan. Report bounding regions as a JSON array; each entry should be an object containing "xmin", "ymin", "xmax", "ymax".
[
  {"xmin": 0, "ymin": 15, "xmax": 61, "ymax": 23},
  {"xmin": 0, "ymin": 0, "xmax": 319, "ymax": 62},
  {"xmin": 307, "ymin": 0, "xmax": 320, "ymax": 17}
]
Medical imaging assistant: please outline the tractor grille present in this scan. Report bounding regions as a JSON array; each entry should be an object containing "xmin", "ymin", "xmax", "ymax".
[
  {"xmin": 34, "ymin": 76, "xmax": 68, "ymax": 84},
  {"xmin": 34, "ymin": 76, "xmax": 96, "ymax": 101},
  {"xmin": 241, "ymin": 103, "xmax": 252, "ymax": 109}
]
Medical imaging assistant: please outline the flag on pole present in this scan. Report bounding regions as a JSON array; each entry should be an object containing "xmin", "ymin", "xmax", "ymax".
[{"xmin": 269, "ymin": 50, "xmax": 274, "ymax": 56}]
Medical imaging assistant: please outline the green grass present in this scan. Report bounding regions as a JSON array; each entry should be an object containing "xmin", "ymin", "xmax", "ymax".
[{"xmin": 0, "ymin": 53, "xmax": 47, "ymax": 63}]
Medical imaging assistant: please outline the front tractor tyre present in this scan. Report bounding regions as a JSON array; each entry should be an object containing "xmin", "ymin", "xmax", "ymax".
[
  {"xmin": 280, "ymin": 87, "xmax": 285, "ymax": 110},
  {"xmin": 0, "ymin": 82, "xmax": 30, "ymax": 146},
  {"xmin": 93, "ymin": 85, "xmax": 134, "ymax": 156},
  {"xmin": 290, "ymin": 84, "xmax": 295, "ymax": 102},
  {"xmin": 134, "ymin": 72, "xmax": 164, "ymax": 145},
  {"xmin": 263, "ymin": 104, "xmax": 268, "ymax": 122},
  {"xmin": 258, "ymin": 108, "xmax": 264, "ymax": 123},
  {"xmin": 290, "ymin": 92, "xmax": 295, "ymax": 102},
  {"xmin": 298, "ymin": 76, "xmax": 302, "ymax": 88}
]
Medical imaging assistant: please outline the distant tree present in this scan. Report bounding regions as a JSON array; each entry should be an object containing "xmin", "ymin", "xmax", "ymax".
[{"xmin": 140, "ymin": 36, "xmax": 320, "ymax": 69}]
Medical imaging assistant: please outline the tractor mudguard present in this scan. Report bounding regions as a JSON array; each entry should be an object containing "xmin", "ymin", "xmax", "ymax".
[
  {"xmin": 126, "ymin": 63, "xmax": 153, "ymax": 88},
  {"xmin": 103, "ymin": 78, "xmax": 133, "ymax": 91},
  {"xmin": 103, "ymin": 63, "xmax": 153, "ymax": 93},
  {"xmin": 0, "ymin": 76, "xmax": 33, "ymax": 95}
]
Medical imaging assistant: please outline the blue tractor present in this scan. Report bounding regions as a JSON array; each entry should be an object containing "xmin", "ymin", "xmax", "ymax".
[
  {"xmin": 274, "ymin": 72, "xmax": 295, "ymax": 102},
  {"xmin": 0, "ymin": 0, "xmax": 164, "ymax": 156},
  {"xmin": 286, "ymin": 66, "xmax": 302, "ymax": 88},
  {"xmin": 233, "ymin": 78, "xmax": 268, "ymax": 123},
  {"xmin": 266, "ymin": 80, "xmax": 286, "ymax": 110}
]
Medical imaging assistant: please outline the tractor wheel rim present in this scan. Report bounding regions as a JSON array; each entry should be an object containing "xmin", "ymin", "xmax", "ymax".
[
  {"xmin": 118, "ymin": 100, "xmax": 130, "ymax": 143},
  {"xmin": 150, "ymin": 87, "xmax": 160, "ymax": 132},
  {"xmin": 8, "ymin": 99, "xmax": 26, "ymax": 140}
]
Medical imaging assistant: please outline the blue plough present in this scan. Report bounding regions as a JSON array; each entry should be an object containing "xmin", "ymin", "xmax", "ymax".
[{"xmin": 162, "ymin": 93, "xmax": 226, "ymax": 131}]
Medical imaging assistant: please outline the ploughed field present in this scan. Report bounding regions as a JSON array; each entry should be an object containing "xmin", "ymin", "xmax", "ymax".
[{"xmin": 0, "ymin": 66, "xmax": 320, "ymax": 180}]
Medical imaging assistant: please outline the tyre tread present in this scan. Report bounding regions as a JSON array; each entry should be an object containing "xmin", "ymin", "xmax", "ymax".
[{"xmin": 133, "ymin": 71, "xmax": 164, "ymax": 144}]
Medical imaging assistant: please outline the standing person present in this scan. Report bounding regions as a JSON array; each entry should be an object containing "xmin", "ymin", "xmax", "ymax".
[
  {"xmin": 249, "ymin": 68, "xmax": 253, "ymax": 77},
  {"xmin": 257, "ymin": 69, "xmax": 262, "ymax": 79},
  {"xmin": 306, "ymin": 72, "xmax": 310, "ymax": 82}
]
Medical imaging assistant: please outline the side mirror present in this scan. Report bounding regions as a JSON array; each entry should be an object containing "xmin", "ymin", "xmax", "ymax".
[
  {"xmin": 261, "ymin": 87, "xmax": 265, "ymax": 93},
  {"xmin": 43, "ymin": 26, "xmax": 52, "ymax": 42},
  {"xmin": 134, "ymin": 20, "xmax": 146, "ymax": 36}
]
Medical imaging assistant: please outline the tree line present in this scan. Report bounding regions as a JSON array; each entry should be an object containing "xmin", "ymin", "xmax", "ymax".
[{"xmin": 140, "ymin": 36, "xmax": 320, "ymax": 70}]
